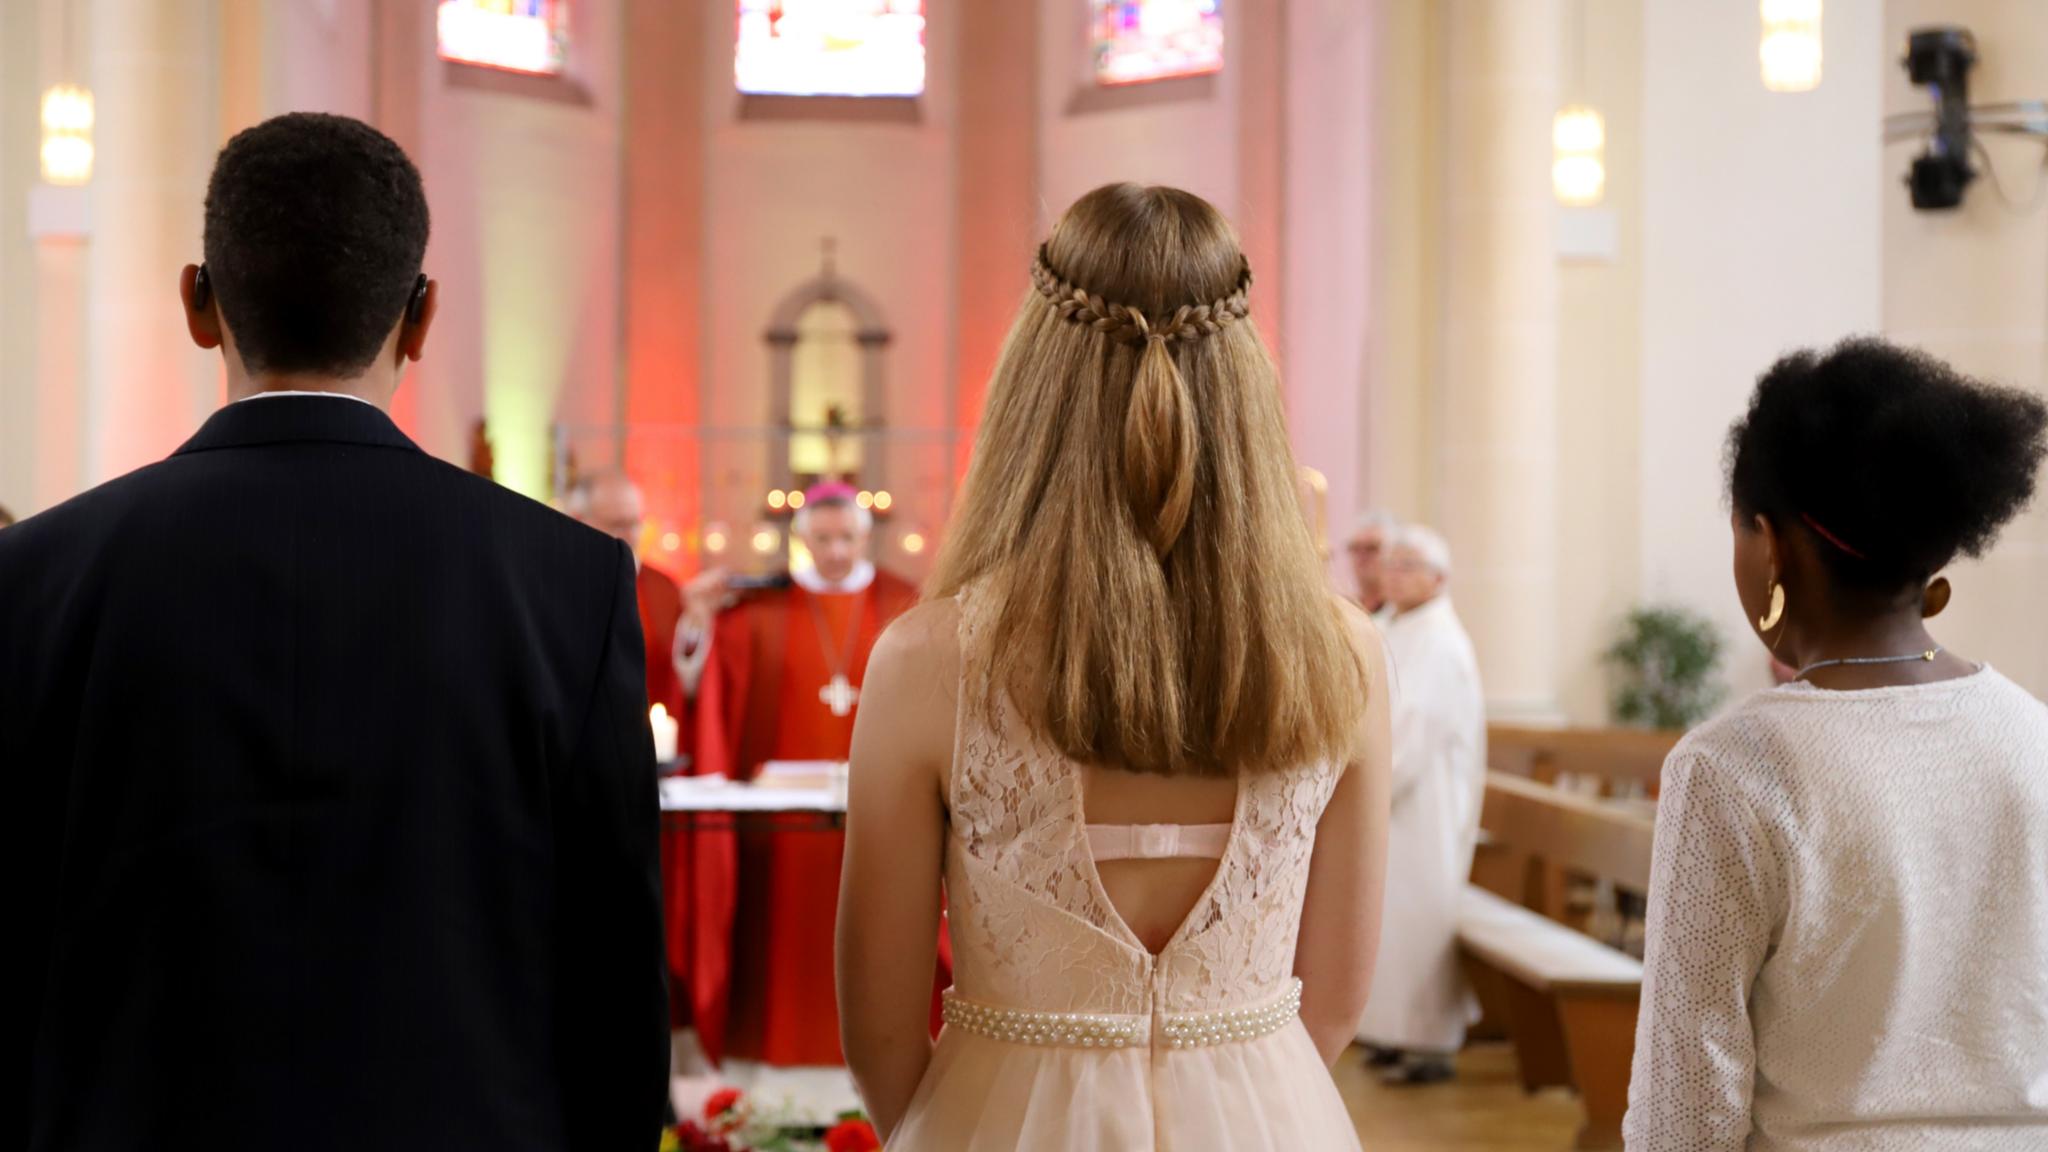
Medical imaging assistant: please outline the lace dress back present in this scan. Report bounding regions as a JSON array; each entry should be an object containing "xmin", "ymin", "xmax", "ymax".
[{"xmin": 886, "ymin": 591, "xmax": 1363, "ymax": 1151}]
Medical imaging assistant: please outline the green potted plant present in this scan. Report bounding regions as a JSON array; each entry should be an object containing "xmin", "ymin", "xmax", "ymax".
[{"xmin": 1603, "ymin": 606, "xmax": 1726, "ymax": 730}]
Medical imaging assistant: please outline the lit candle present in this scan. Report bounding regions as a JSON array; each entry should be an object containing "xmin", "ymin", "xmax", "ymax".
[{"xmin": 649, "ymin": 703, "xmax": 679, "ymax": 764}]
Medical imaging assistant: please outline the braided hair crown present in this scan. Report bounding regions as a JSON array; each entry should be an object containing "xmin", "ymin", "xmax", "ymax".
[{"xmin": 1030, "ymin": 244, "xmax": 1252, "ymax": 346}]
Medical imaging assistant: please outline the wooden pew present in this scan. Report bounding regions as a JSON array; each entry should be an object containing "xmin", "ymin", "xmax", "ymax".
[
  {"xmin": 1480, "ymin": 771, "xmax": 1654, "ymax": 922},
  {"xmin": 1462, "ymin": 772, "xmax": 1657, "ymax": 1150},
  {"xmin": 1461, "ymin": 887, "xmax": 1642, "ymax": 1150},
  {"xmin": 1487, "ymin": 724, "xmax": 1680, "ymax": 799}
]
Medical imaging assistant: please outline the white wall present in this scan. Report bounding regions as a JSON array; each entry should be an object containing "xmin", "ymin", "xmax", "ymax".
[
  {"xmin": 1283, "ymin": 0, "xmax": 1376, "ymax": 578},
  {"xmin": 1555, "ymin": 0, "xmax": 1646, "ymax": 724},
  {"xmin": 696, "ymin": 1, "xmax": 958, "ymax": 563},
  {"xmin": 399, "ymin": 0, "xmax": 625, "ymax": 496},
  {"xmin": 0, "ymin": 0, "xmax": 42, "ymax": 520},
  {"xmin": 1640, "ymin": 0, "xmax": 1885, "ymax": 697},
  {"xmin": 1882, "ymin": 0, "xmax": 2048, "ymax": 696},
  {"xmin": 265, "ymin": 0, "xmax": 371, "ymax": 120},
  {"xmin": 1036, "ymin": 0, "xmax": 1239, "ymax": 223}
]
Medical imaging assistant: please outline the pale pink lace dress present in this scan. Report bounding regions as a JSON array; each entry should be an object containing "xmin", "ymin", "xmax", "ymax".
[{"xmin": 887, "ymin": 598, "xmax": 1361, "ymax": 1151}]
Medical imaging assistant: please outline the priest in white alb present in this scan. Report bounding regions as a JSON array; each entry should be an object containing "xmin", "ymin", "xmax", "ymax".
[{"xmin": 1357, "ymin": 524, "xmax": 1487, "ymax": 1084}]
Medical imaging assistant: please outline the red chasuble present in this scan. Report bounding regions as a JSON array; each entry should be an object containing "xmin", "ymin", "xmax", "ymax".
[{"xmin": 693, "ymin": 569, "xmax": 920, "ymax": 1066}]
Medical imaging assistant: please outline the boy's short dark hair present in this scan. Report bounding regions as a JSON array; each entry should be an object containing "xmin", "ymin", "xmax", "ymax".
[{"xmin": 202, "ymin": 113, "xmax": 430, "ymax": 377}]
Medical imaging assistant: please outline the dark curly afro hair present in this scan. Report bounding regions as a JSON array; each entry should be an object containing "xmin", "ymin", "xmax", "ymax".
[
  {"xmin": 1727, "ymin": 337, "xmax": 2048, "ymax": 593},
  {"xmin": 203, "ymin": 112, "xmax": 429, "ymax": 378}
]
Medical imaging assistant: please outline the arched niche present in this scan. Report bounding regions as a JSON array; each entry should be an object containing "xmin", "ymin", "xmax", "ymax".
[{"xmin": 763, "ymin": 254, "xmax": 892, "ymax": 496}]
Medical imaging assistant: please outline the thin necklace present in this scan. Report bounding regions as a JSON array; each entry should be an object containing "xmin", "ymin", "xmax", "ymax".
[{"xmin": 1795, "ymin": 645, "xmax": 1943, "ymax": 682}]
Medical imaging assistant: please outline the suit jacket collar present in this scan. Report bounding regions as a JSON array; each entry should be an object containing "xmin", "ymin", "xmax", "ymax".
[{"xmin": 174, "ymin": 394, "xmax": 423, "ymax": 457}]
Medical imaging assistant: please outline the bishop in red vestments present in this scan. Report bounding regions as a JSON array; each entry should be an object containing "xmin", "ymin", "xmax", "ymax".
[{"xmin": 684, "ymin": 486, "xmax": 922, "ymax": 1066}]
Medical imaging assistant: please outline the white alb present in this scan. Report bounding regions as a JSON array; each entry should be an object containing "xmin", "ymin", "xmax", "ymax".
[
  {"xmin": 1356, "ymin": 594, "xmax": 1487, "ymax": 1053},
  {"xmin": 1625, "ymin": 666, "xmax": 2048, "ymax": 1151}
]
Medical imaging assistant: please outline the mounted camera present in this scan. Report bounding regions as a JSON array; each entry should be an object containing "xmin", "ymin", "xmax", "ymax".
[
  {"xmin": 1902, "ymin": 29, "xmax": 1976, "ymax": 210},
  {"xmin": 1888, "ymin": 26, "xmax": 2048, "ymax": 212}
]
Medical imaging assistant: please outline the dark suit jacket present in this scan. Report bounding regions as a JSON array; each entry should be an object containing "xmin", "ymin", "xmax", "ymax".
[{"xmin": 0, "ymin": 396, "xmax": 668, "ymax": 1151}]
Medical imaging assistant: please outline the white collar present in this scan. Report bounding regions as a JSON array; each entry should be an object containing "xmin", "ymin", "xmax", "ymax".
[
  {"xmin": 236, "ymin": 390, "xmax": 377, "ymax": 408},
  {"xmin": 792, "ymin": 559, "xmax": 876, "ymax": 596}
]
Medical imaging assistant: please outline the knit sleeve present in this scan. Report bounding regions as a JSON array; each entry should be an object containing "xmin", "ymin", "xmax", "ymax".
[{"xmin": 1623, "ymin": 747, "xmax": 1785, "ymax": 1151}]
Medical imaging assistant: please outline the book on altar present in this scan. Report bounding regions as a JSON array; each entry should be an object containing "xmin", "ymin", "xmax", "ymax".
[{"xmin": 754, "ymin": 760, "xmax": 845, "ymax": 790}]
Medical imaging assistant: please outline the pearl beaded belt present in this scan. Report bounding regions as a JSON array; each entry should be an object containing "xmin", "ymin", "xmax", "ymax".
[{"xmin": 940, "ymin": 978, "xmax": 1303, "ymax": 1050}]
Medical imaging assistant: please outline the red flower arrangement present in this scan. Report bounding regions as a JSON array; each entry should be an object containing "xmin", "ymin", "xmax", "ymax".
[
  {"xmin": 703, "ymin": 1087, "xmax": 747, "ymax": 1132},
  {"xmin": 824, "ymin": 1118, "xmax": 882, "ymax": 1152},
  {"xmin": 661, "ymin": 1089, "xmax": 878, "ymax": 1152},
  {"xmin": 670, "ymin": 1121, "xmax": 734, "ymax": 1152}
]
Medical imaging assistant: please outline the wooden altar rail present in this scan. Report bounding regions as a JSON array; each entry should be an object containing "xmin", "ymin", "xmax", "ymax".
[
  {"xmin": 1486, "ymin": 724, "xmax": 1682, "ymax": 799},
  {"xmin": 1462, "ymin": 771, "xmax": 1657, "ymax": 1150}
]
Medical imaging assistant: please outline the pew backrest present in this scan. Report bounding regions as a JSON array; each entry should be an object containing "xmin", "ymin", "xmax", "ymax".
[{"xmin": 1487, "ymin": 724, "xmax": 1680, "ymax": 798}]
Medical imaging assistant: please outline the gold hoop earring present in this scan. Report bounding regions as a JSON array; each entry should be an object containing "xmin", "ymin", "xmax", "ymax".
[
  {"xmin": 1757, "ymin": 581, "xmax": 1785, "ymax": 632},
  {"xmin": 1922, "ymin": 575, "xmax": 1952, "ymax": 619}
]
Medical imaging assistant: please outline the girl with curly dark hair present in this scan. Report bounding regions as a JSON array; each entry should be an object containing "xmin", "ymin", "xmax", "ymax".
[{"xmin": 1624, "ymin": 339, "xmax": 2048, "ymax": 1150}]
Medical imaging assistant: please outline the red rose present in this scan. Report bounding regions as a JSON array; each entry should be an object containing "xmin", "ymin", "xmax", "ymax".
[
  {"xmin": 825, "ymin": 1118, "xmax": 882, "ymax": 1152},
  {"xmin": 702, "ymin": 1087, "xmax": 746, "ymax": 1131}
]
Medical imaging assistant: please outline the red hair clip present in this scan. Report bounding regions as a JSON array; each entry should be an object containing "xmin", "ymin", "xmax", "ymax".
[{"xmin": 1800, "ymin": 512, "xmax": 1868, "ymax": 560}]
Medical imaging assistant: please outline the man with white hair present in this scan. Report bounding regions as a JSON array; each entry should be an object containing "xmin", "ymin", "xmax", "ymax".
[
  {"xmin": 1356, "ymin": 524, "xmax": 1487, "ymax": 1084},
  {"xmin": 567, "ymin": 471, "xmax": 686, "ymax": 723},
  {"xmin": 1345, "ymin": 510, "xmax": 1399, "ymax": 616}
]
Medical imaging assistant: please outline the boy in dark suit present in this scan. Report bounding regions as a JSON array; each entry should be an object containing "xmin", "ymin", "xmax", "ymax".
[{"xmin": 0, "ymin": 113, "xmax": 667, "ymax": 1151}]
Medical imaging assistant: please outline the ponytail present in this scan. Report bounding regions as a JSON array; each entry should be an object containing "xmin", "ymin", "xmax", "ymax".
[
  {"xmin": 1028, "ymin": 246, "xmax": 1248, "ymax": 561},
  {"xmin": 1124, "ymin": 332, "xmax": 1199, "ymax": 558}
]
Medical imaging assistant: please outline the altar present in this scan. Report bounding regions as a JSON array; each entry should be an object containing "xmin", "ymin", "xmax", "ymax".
[
  {"xmin": 660, "ymin": 761, "xmax": 849, "ymax": 830},
  {"xmin": 658, "ymin": 758, "xmax": 946, "ymax": 1075}
]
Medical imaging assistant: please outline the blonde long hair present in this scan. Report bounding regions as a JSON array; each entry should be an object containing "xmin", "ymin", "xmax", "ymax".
[{"xmin": 931, "ymin": 183, "xmax": 1366, "ymax": 778}]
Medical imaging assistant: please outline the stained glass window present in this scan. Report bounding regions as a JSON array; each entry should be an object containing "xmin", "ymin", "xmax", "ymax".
[
  {"xmin": 735, "ymin": 0, "xmax": 927, "ymax": 98},
  {"xmin": 438, "ymin": 0, "xmax": 570, "ymax": 78},
  {"xmin": 1094, "ymin": 0, "xmax": 1224, "ymax": 87}
]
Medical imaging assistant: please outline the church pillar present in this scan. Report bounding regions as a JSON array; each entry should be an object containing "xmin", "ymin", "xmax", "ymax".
[
  {"xmin": 85, "ymin": 0, "xmax": 218, "ymax": 482},
  {"xmin": 622, "ymin": 0, "xmax": 706, "ymax": 558},
  {"xmin": 950, "ymin": 0, "xmax": 1038, "ymax": 482},
  {"xmin": 1883, "ymin": 0, "xmax": 2048, "ymax": 694},
  {"xmin": 1234, "ymin": 0, "xmax": 1285, "ymax": 360},
  {"xmin": 1282, "ymin": 0, "xmax": 1375, "ymax": 572},
  {"xmin": 1438, "ymin": 0, "xmax": 1562, "ymax": 719}
]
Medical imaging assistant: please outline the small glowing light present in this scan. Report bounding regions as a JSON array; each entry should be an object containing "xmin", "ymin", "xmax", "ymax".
[
  {"xmin": 648, "ymin": 702, "xmax": 679, "ymax": 761},
  {"xmin": 855, "ymin": 491, "xmax": 875, "ymax": 510},
  {"xmin": 767, "ymin": 489, "xmax": 787, "ymax": 510},
  {"xmin": 873, "ymin": 490, "xmax": 894, "ymax": 512},
  {"xmin": 40, "ymin": 85, "xmax": 93, "ymax": 186},
  {"xmin": 752, "ymin": 526, "xmax": 781, "ymax": 555},
  {"xmin": 1552, "ymin": 106, "xmax": 1606, "ymax": 207},
  {"xmin": 704, "ymin": 523, "xmax": 731, "ymax": 554},
  {"xmin": 787, "ymin": 490, "xmax": 805, "ymax": 510},
  {"xmin": 901, "ymin": 531, "xmax": 927, "ymax": 555},
  {"xmin": 661, "ymin": 532, "xmax": 682, "ymax": 552},
  {"xmin": 1760, "ymin": 0, "xmax": 1822, "ymax": 93}
]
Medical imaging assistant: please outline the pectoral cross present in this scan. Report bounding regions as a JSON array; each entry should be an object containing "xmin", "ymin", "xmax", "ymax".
[{"xmin": 819, "ymin": 673, "xmax": 860, "ymax": 717}]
